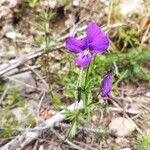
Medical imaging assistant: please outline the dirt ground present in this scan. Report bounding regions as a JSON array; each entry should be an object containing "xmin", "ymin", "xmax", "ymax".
[{"xmin": 0, "ymin": 0, "xmax": 150, "ymax": 150}]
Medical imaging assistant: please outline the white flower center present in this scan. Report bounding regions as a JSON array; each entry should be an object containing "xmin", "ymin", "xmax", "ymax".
[{"xmin": 84, "ymin": 49, "xmax": 89, "ymax": 54}]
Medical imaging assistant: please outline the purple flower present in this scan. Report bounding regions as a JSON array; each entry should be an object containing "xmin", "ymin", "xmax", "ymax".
[
  {"xmin": 101, "ymin": 72, "xmax": 112, "ymax": 97},
  {"xmin": 66, "ymin": 22, "xmax": 109, "ymax": 68}
]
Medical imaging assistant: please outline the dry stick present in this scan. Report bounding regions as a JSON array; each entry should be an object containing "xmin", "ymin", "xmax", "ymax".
[
  {"xmin": 25, "ymin": 64, "xmax": 48, "ymax": 90},
  {"xmin": 57, "ymin": 22, "xmax": 124, "ymax": 42},
  {"xmin": 0, "ymin": 85, "xmax": 9, "ymax": 106},
  {"xmin": 0, "ymin": 100, "xmax": 83, "ymax": 150},
  {"xmin": 0, "ymin": 44, "xmax": 64, "ymax": 77},
  {"xmin": 1, "ymin": 45, "xmax": 64, "ymax": 78},
  {"xmin": 125, "ymin": 114, "xmax": 144, "ymax": 135},
  {"xmin": 2, "ymin": 65, "xmax": 40, "ymax": 78},
  {"xmin": 140, "ymin": 25, "xmax": 150, "ymax": 45},
  {"xmin": 73, "ymin": 140, "xmax": 96, "ymax": 150},
  {"xmin": 33, "ymin": 140, "xmax": 39, "ymax": 150},
  {"xmin": 51, "ymin": 128, "xmax": 83, "ymax": 150},
  {"xmin": 55, "ymin": 17, "xmax": 87, "ymax": 40},
  {"xmin": 37, "ymin": 91, "xmax": 46, "ymax": 123},
  {"xmin": 13, "ymin": 40, "xmax": 37, "ymax": 47},
  {"xmin": 0, "ymin": 122, "xmax": 101, "ymax": 135},
  {"xmin": 56, "ymin": 123, "xmax": 101, "ymax": 134},
  {"xmin": 0, "ymin": 48, "xmax": 43, "ymax": 77},
  {"xmin": 19, "ymin": 65, "xmax": 40, "ymax": 74},
  {"xmin": 6, "ymin": 76, "xmax": 40, "ymax": 91},
  {"xmin": 56, "ymin": 25, "xmax": 87, "ymax": 42},
  {"xmin": 108, "ymin": 107, "xmax": 140, "ymax": 115}
]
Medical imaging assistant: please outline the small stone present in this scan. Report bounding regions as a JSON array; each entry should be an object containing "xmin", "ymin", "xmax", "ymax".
[
  {"xmin": 11, "ymin": 101, "xmax": 36, "ymax": 124},
  {"xmin": 73, "ymin": 0, "xmax": 80, "ymax": 6},
  {"xmin": 51, "ymin": 63, "xmax": 60, "ymax": 71},
  {"xmin": 11, "ymin": 107, "xmax": 28, "ymax": 123},
  {"xmin": 5, "ymin": 31, "xmax": 16, "ymax": 39},
  {"xmin": 145, "ymin": 92, "xmax": 150, "ymax": 97},
  {"xmin": 115, "ymin": 137, "xmax": 130, "ymax": 148},
  {"xmin": 38, "ymin": 145, "xmax": 44, "ymax": 150},
  {"xmin": 121, "ymin": 148, "xmax": 131, "ymax": 150},
  {"xmin": 47, "ymin": 0, "xmax": 56, "ymax": 8},
  {"xmin": 119, "ymin": 0, "xmax": 144, "ymax": 16},
  {"xmin": 92, "ymin": 115, "xmax": 100, "ymax": 125},
  {"xmin": 2, "ymin": 24, "xmax": 14, "ymax": 34},
  {"xmin": 8, "ymin": 72, "xmax": 36, "ymax": 94},
  {"xmin": 62, "ymin": 62, "xmax": 70, "ymax": 73},
  {"xmin": 109, "ymin": 117, "xmax": 135, "ymax": 137},
  {"xmin": 65, "ymin": 14, "xmax": 76, "ymax": 28}
]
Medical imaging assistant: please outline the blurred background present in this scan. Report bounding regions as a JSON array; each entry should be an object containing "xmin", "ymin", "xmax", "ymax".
[{"xmin": 0, "ymin": 0, "xmax": 150, "ymax": 149}]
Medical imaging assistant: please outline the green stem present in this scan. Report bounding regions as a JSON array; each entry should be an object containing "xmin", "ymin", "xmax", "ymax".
[
  {"xmin": 83, "ymin": 64, "xmax": 91, "ymax": 108},
  {"xmin": 83, "ymin": 55, "xmax": 96, "ymax": 108},
  {"xmin": 77, "ymin": 68, "xmax": 83, "ymax": 87},
  {"xmin": 75, "ymin": 69, "xmax": 83, "ymax": 103},
  {"xmin": 84, "ymin": 65, "xmax": 90, "ymax": 89}
]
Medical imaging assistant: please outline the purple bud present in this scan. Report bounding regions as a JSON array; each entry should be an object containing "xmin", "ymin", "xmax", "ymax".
[{"xmin": 101, "ymin": 72, "xmax": 112, "ymax": 97}]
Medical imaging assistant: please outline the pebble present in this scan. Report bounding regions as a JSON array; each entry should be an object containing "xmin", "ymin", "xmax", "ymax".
[
  {"xmin": 8, "ymin": 72, "xmax": 36, "ymax": 94},
  {"xmin": 5, "ymin": 31, "xmax": 16, "ymax": 40},
  {"xmin": 115, "ymin": 137, "xmax": 130, "ymax": 148},
  {"xmin": 109, "ymin": 117, "xmax": 135, "ymax": 137},
  {"xmin": 145, "ymin": 92, "xmax": 150, "ymax": 97},
  {"xmin": 73, "ymin": 0, "xmax": 80, "ymax": 6},
  {"xmin": 121, "ymin": 148, "xmax": 131, "ymax": 150},
  {"xmin": 11, "ymin": 100, "xmax": 37, "ymax": 124}
]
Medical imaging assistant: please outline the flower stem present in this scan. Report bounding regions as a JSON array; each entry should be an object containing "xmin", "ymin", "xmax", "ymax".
[
  {"xmin": 77, "ymin": 68, "xmax": 83, "ymax": 87},
  {"xmin": 75, "ymin": 68, "xmax": 83, "ymax": 100},
  {"xmin": 83, "ymin": 64, "xmax": 91, "ymax": 108},
  {"xmin": 83, "ymin": 55, "xmax": 96, "ymax": 108},
  {"xmin": 84, "ymin": 65, "xmax": 90, "ymax": 88}
]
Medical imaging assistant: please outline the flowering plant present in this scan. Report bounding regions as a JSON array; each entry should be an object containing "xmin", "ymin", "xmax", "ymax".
[
  {"xmin": 66, "ymin": 22, "xmax": 112, "ymax": 98},
  {"xmin": 65, "ymin": 22, "xmax": 112, "ymax": 137}
]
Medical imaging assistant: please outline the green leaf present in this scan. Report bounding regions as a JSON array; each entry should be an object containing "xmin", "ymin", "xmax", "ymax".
[
  {"xmin": 39, "ymin": 11, "xmax": 56, "ymax": 22},
  {"xmin": 32, "ymin": 24, "xmax": 46, "ymax": 32},
  {"xmin": 106, "ymin": 53, "xmax": 119, "ymax": 63},
  {"xmin": 78, "ymin": 115, "xmax": 87, "ymax": 124},
  {"xmin": 7, "ymin": 88, "xmax": 21, "ymax": 105},
  {"xmin": 69, "ymin": 121, "xmax": 77, "ymax": 137},
  {"xmin": 51, "ymin": 93, "xmax": 62, "ymax": 108},
  {"xmin": 34, "ymin": 34, "xmax": 43, "ymax": 46},
  {"xmin": 26, "ymin": 0, "xmax": 40, "ymax": 8},
  {"xmin": 138, "ymin": 134, "xmax": 150, "ymax": 150},
  {"xmin": 0, "ymin": 127, "xmax": 13, "ymax": 138},
  {"xmin": 63, "ymin": 90, "xmax": 74, "ymax": 98},
  {"xmin": 135, "ymin": 51, "xmax": 150, "ymax": 62},
  {"xmin": 126, "ymin": 48, "xmax": 142, "ymax": 59},
  {"xmin": 133, "ymin": 63, "xmax": 141, "ymax": 73}
]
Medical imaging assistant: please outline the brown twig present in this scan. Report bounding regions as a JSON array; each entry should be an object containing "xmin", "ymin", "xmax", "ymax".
[
  {"xmin": 0, "ymin": 100, "xmax": 83, "ymax": 150},
  {"xmin": 25, "ymin": 64, "xmax": 48, "ymax": 90},
  {"xmin": 37, "ymin": 91, "xmax": 46, "ymax": 124},
  {"xmin": 0, "ymin": 44, "xmax": 64, "ymax": 78},
  {"xmin": 51, "ymin": 128, "xmax": 83, "ymax": 150},
  {"xmin": 108, "ymin": 107, "xmax": 140, "ymax": 115},
  {"xmin": 0, "ymin": 85, "xmax": 9, "ymax": 106}
]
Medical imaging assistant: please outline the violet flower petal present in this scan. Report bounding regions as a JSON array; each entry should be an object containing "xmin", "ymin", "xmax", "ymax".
[
  {"xmin": 66, "ymin": 37, "xmax": 86, "ymax": 53},
  {"xmin": 86, "ymin": 22, "xmax": 109, "ymax": 53},
  {"xmin": 101, "ymin": 72, "xmax": 112, "ymax": 97},
  {"xmin": 87, "ymin": 23, "xmax": 107, "ymax": 43},
  {"xmin": 74, "ymin": 52, "xmax": 92, "ymax": 68},
  {"xmin": 89, "ymin": 37, "xmax": 109, "ymax": 54}
]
